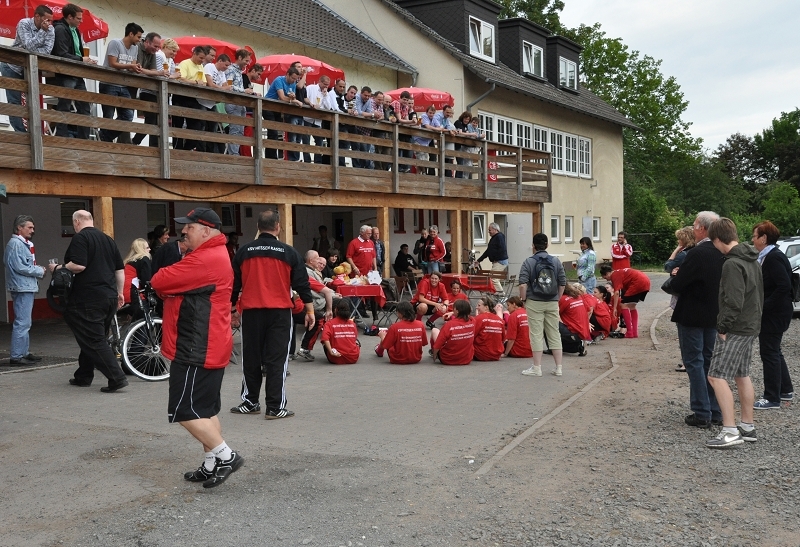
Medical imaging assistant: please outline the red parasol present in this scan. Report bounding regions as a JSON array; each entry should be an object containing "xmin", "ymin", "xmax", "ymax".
[
  {"xmin": 255, "ymin": 54, "xmax": 344, "ymax": 86},
  {"xmin": 385, "ymin": 87, "xmax": 455, "ymax": 112},
  {"xmin": 0, "ymin": 0, "xmax": 108, "ymax": 43},
  {"xmin": 173, "ymin": 36, "xmax": 241, "ymax": 64}
]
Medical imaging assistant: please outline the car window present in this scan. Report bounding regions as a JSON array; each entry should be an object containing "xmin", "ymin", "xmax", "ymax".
[{"xmin": 785, "ymin": 245, "xmax": 800, "ymax": 259}]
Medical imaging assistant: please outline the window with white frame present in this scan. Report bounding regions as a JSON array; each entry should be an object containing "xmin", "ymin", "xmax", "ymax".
[
  {"xmin": 516, "ymin": 122, "xmax": 532, "ymax": 149},
  {"xmin": 559, "ymin": 57, "xmax": 577, "ymax": 89},
  {"xmin": 579, "ymin": 137, "xmax": 592, "ymax": 178},
  {"xmin": 534, "ymin": 126, "xmax": 549, "ymax": 152},
  {"xmin": 496, "ymin": 117, "xmax": 514, "ymax": 145},
  {"xmin": 550, "ymin": 216, "xmax": 560, "ymax": 242},
  {"xmin": 473, "ymin": 213, "xmax": 487, "ymax": 245},
  {"xmin": 564, "ymin": 216, "xmax": 574, "ymax": 242},
  {"xmin": 565, "ymin": 134, "xmax": 578, "ymax": 175},
  {"xmin": 592, "ymin": 217, "xmax": 601, "ymax": 241},
  {"xmin": 611, "ymin": 217, "xmax": 619, "ymax": 239},
  {"xmin": 469, "ymin": 17, "xmax": 495, "ymax": 62},
  {"xmin": 522, "ymin": 41, "xmax": 543, "ymax": 77},
  {"xmin": 550, "ymin": 131, "xmax": 564, "ymax": 172},
  {"xmin": 478, "ymin": 113, "xmax": 494, "ymax": 142}
]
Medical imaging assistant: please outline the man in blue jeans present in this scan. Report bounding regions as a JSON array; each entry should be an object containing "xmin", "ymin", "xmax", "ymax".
[
  {"xmin": 3, "ymin": 215, "xmax": 46, "ymax": 365},
  {"xmin": 99, "ymin": 22, "xmax": 144, "ymax": 142},
  {"xmin": 669, "ymin": 211, "xmax": 724, "ymax": 428}
]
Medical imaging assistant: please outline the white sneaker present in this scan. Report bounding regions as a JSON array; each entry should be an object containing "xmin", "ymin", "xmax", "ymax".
[
  {"xmin": 522, "ymin": 365, "xmax": 542, "ymax": 376},
  {"xmin": 551, "ymin": 367, "xmax": 562, "ymax": 376}
]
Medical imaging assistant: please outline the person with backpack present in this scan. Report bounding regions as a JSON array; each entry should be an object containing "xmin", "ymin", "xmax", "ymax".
[{"xmin": 517, "ymin": 233, "xmax": 566, "ymax": 377}]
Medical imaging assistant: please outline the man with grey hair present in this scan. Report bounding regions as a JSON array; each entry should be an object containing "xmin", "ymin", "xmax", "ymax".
[
  {"xmin": 4, "ymin": 215, "xmax": 46, "ymax": 364},
  {"xmin": 49, "ymin": 210, "xmax": 127, "ymax": 391},
  {"xmin": 476, "ymin": 222, "xmax": 509, "ymax": 292},
  {"xmin": 292, "ymin": 250, "xmax": 335, "ymax": 361},
  {"xmin": 345, "ymin": 225, "xmax": 377, "ymax": 277},
  {"xmin": 669, "ymin": 211, "xmax": 724, "ymax": 429}
]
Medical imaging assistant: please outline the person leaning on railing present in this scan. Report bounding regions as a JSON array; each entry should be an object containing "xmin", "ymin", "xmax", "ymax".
[
  {"xmin": 172, "ymin": 45, "xmax": 208, "ymax": 151},
  {"xmin": 0, "ymin": 5, "xmax": 54, "ymax": 133},
  {"xmin": 302, "ymin": 75, "xmax": 337, "ymax": 164},
  {"xmin": 198, "ymin": 54, "xmax": 232, "ymax": 153},
  {"xmin": 97, "ymin": 22, "xmax": 145, "ymax": 143},
  {"xmin": 263, "ymin": 66, "xmax": 303, "ymax": 160},
  {"xmin": 130, "ymin": 32, "xmax": 169, "ymax": 147},
  {"xmin": 48, "ymin": 3, "xmax": 96, "ymax": 139},
  {"xmin": 223, "ymin": 48, "xmax": 256, "ymax": 156}
]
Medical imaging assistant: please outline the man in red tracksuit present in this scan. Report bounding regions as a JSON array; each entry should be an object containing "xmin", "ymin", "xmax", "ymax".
[
  {"xmin": 151, "ymin": 208, "xmax": 242, "ymax": 489},
  {"xmin": 230, "ymin": 209, "xmax": 313, "ymax": 419}
]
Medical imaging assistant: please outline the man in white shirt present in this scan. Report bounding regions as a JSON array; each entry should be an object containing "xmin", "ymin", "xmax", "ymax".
[
  {"xmin": 303, "ymin": 75, "xmax": 337, "ymax": 164},
  {"xmin": 224, "ymin": 49, "xmax": 256, "ymax": 155},
  {"xmin": 198, "ymin": 54, "xmax": 232, "ymax": 153},
  {"xmin": 99, "ymin": 22, "xmax": 143, "ymax": 142}
]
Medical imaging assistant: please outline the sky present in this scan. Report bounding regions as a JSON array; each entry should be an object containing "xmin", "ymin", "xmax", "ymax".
[{"xmin": 559, "ymin": 0, "xmax": 800, "ymax": 153}]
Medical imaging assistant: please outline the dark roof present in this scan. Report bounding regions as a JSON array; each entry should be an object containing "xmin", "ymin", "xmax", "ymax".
[
  {"xmin": 147, "ymin": 0, "xmax": 416, "ymax": 74},
  {"xmin": 380, "ymin": 0, "xmax": 638, "ymax": 130}
]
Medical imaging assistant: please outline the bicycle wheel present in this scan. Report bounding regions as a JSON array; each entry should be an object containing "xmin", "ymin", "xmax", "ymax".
[{"xmin": 122, "ymin": 318, "xmax": 170, "ymax": 381}]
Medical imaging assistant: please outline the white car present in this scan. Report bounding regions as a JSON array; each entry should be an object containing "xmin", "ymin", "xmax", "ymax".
[{"xmin": 779, "ymin": 238, "xmax": 800, "ymax": 314}]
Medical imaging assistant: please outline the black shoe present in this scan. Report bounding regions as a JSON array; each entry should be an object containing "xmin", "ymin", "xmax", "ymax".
[
  {"xmin": 711, "ymin": 417, "xmax": 723, "ymax": 426},
  {"xmin": 100, "ymin": 379, "xmax": 129, "ymax": 393},
  {"xmin": 69, "ymin": 378, "xmax": 91, "ymax": 387},
  {"xmin": 9, "ymin": 358, "xmax": 26, "ymax": 365},
  {"xmin": 426, "ymin": 320, "xmax": 435, "ymax": 329},
  {"xmin": 203, "ymin": 452, "xmax": 244, "ymax": 488},
  {"xmin": 230, "ymin": 401, "xmax": 261, "ymax": 414},
  {"xmin": 265, "ymin": 408, "xmax": 295, "ymax": 420},
  {"xmin": 184, "ymin": 465, "xmax": 214, "ymax": 482},
  {"xmin": 578, "ymin": 341, "xmax": 588, "ymax": 357},
  {"xmin": 543, "ymin": 349, "xmax": 553, "ymax": 355},
  {"xmin": 684, "ymin": 413, "xmax": 711, "ymax": 429},
  {"xmin": 23, "ymin": 353, "xmax": 42, "ymax": 362}
]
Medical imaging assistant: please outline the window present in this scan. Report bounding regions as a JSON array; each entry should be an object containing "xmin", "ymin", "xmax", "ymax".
[
  {"xmin": 522, "ymin": 41, "xmax": 543, "ymax": 77},
  {"xmin": 592, "ymin": 217, "xmax": 601, "ymax": 241},
  {"xmin": 220, "ymin": 204, "xmax": 237, "ymax": 232},
  {"xmin": 533, "ymin": 126, "xmax": 549, "ymax": 152},
  {"xmin": 564, "ymin": 216, "xmax": 574, "ymax": 242},
  {"xmin": 60, "ymin": 199, "xmax": 90, "ymax": 236},
  {"xmin": 550, "ymin": 131, "xmax": 564, "ymax": 173},
  {"xmin": 516, "ymin": 122, "xmax": 532, "ymax": 149},
  {"xmin": 559, "ymin": 57, "xmax": 577, "ymax": 89},
  {"xmin": 427, "ymin": 209, "xmax": 439, "ymax": 228},
  {"xmin": 550, "ymin": 216, "xmax": 560, "ymax": 243},
  {"xmin": 147, "ymin": 202, "xmax": 168, "ymax": 232},
  {"xmin": 611, "ymin": 217, "xmax": 619, "ymax": 239},
  {"xmin": 496, "ymin": 117, "xmax": 514, "ymax": 145},
  {"xmin": 478, "ymin": 113, "xmax": 494, "ymax": 142},
  {"xmin": 414, "ymin": 209, "xmax": 424, "ymax": 232},
  {"xmin": 565, "ymin": 134, "xmax": 578, "ymax": 175},
  {"xmin": 473, "ymin": 213, "xmax": 487, "ymax": 245},
  {"xmin": 579, "ymin": 137, "xmax": 592, "ymax": 178},
  {"xmin": 393, "ymin": 208, "xmax": 405, "ymax": 233},
  {"xmin": 469, "ymin": 17, "xmax": 495, "ymax": 62}
]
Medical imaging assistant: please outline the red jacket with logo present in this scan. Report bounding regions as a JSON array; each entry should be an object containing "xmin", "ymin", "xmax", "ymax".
[{"xmin": 151, "ymin": 233, "xmax": 233, "ymax": 369}]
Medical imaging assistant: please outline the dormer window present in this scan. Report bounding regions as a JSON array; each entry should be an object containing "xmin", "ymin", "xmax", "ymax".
[
  {"xmin": 559, "ymin": 57, "xmax": 577, "ymax": 89},
  {"xmin": 523, "ymin": 41, "xmax": 543, "ymax": 77},
  {"xmin": 469, "ymin": 16, "xmax": 495, "ymax": 62}
]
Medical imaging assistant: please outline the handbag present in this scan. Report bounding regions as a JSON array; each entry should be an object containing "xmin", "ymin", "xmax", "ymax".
[{"xmin": 661, "ymin": 276, "xmax": 675, "ymax": 295}]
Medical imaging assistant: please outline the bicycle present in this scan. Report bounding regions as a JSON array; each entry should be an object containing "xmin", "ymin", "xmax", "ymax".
[{"xmin": 118, "ymin": 285, "xmax": 170, "ymax": 381}]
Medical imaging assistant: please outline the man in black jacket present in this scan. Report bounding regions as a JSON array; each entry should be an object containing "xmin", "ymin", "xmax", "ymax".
[
  {"xmin": 751, "ymin": 221, "xmax": 794, "ymax": 409},
  {"xmin": 48, "ymin": 3, "xmax": 95, "ymax": 139},
  {"xmin": 669, "ymin": 211, "xmax": 723, "ymax": 429},
  {"xmin": 477, "ymin": 222, "xmax": 509, "ymax": 292}
]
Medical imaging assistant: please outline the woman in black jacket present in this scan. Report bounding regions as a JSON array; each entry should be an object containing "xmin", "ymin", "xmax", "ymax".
[{"xmin": 751, "ymin": 221, "xmax": 794, "ymax": 409}]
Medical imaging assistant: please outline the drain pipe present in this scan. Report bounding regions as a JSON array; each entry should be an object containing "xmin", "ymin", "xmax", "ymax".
[{"xmin": 466, "ymin": 82, "xmax": 496, "ymax": 111}]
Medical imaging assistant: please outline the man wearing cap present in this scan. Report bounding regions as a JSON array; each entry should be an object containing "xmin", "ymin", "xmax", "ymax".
[
  {"xmin": 151, "ymin": 208, "xmax": 243, "ymax": 488},
  {"xmin": 230, "ymin": 209, "xmax": 313, "ymax": 419}
]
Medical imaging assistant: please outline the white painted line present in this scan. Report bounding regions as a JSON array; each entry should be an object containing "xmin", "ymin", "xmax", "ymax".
[
  {"xmin": 475, "ymin": 351, "xmax": 619, "ymax": 476},
  {"xmin": 0, "ymin": 360, "xmax": 78, "ymax": 375}
]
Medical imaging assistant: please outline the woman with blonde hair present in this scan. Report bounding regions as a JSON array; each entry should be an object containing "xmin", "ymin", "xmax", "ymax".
[
  {"xmin": 663, "ymin": 225, "xmax": 695, "ymax": 371},
  {"xmin": 123, "ymin": 238, "xmax": 152, "ymax": 307}
]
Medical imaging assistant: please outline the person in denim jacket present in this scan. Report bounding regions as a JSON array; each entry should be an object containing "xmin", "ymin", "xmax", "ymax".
[{"xmin": 3, "ymin": 215, "xmax": 45, "ymax": 364}]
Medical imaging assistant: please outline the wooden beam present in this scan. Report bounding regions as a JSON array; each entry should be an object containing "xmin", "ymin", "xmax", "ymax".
[
  {"xmin": 253, "ymin": 98, "xmax": 263, "ymax": 185},
  {"xmin": 449, "ymin": 210, "xmax": 462, "ymax": 272},
  {"xmin": 439, "ymin": 133, "xmax": 446, "ymax": 193},
  {"xmin": 276, "ymin": 202, "xmax": 292, "ymax": 246},
  {"xmin": 460, "ymin": 210, "xmax": 471, "ymax": 258},
  {"xmin": 158, "ymin": 80, "xmax": 170, "ymax": 178},
  {"xmin": 376, "ymin": 206, "xmax": 390, "ymax": 278},
  {"xmin": 331, "ymin": 112, "xmax": 340, "ymax": 188},
  {"xmin": 392, "ymin": 124, "xmax": 399, "ymax": 190},
  {"xmin": 93, "ymin": 196, "xmax": 114, "ymax": 238},
  {"xmin": 532, "ymin": 202, "xmax": 542, "ymax": 235},
  {"xmin": 26, "ymin": 55, "xmax": 43, "ymax": 170}
]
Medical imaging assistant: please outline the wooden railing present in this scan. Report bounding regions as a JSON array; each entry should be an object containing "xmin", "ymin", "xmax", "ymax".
[{"xmin": 0, "ymin": 45, "xmax": 551, "ymax": 203}]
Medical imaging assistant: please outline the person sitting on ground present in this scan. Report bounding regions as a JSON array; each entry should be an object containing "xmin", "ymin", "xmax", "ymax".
[
  {"xmin": 503, "ymin": 296, "xmax": 532, "ymax": 358},
  {"xmin": 472, "ymin": 296, "xmax": 506, "ymax": 362},
  {"xmin": 122, "ymin": 238, "xmax": 152, "ymax": 314},
  {"xmin": 550, "ymin": 283, "xmax": 591, "ymax": 358},
  {"xmin": 441, "ymin": 279, "xmax": 469, "ymax": 321},
  {"xmin": 588, "ymin": 286, "xmax": 615, "ymax": 341},
  {"xmin": 411, "ymin": 271, "xmax": 449, "ymax": 328},
  {"xmin": 321, "ymin": 299, "xmax": 360, "ymax": 364},
  {"xmin": 431, "ymin": 299, "xmax": 475, "ymax": 366},
  {"xmin": 599, "ymin": 264, "xmax": 651, "ymax": 338},
  {"xmin": 291, "ymin": 250, "xmax": 334, "ymax": 362},
  {"xmin": 374, "ymin": 301, "xmax": 428, "ymax": 364}
]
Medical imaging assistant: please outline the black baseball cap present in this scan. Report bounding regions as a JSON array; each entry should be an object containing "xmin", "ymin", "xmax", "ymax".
[{"xmin": 174, "ymin": 207, "xmax": 222, "ymax": 230}]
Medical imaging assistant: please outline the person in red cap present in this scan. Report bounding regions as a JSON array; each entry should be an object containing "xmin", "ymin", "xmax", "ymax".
[{"xmin": 151, "ymin": 207, "xmax": 242, "ymax": 488}]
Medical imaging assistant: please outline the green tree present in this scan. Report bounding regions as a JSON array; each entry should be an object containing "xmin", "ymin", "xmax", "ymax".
[
  {"xmin": 496, "ymin": 0, "xmax": 565, "ymax": 31},
  {"xmin": 753, "ymin": 109, "xmax": 800, "ymax": 191},
  {"xmin": 622, "ymin": 176, "xmax": 683, "ymax": 264},
  {"xmin": 760, "ymin": 182, "xmax": 800, "ymax": 236}
]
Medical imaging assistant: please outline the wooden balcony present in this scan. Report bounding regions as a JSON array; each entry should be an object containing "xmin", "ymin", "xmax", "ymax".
[{"xmin": 0, "ymin": 45, "xmax": 551, "ymax": 212}]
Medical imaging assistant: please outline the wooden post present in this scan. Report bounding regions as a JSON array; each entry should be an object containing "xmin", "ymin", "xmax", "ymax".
[
  {"xmin": 93, "ymin": 196, "xmax": 114, "ymax": 238},
  {"xmin": 460, "ymin": 210, "xmax": 471, "ymax": 260},
  {"xmin": 532, "ymin": 202, "xmax": 542, "ymax": 235},
  {"xmin": 158, "ymin": 80, "xmax": 170, "ymax": 179},
  {"xmin": 254, "ymin": 98, "xmax": 263, "ymax": 184},
  {"xmin": 26, "ymin": 54, "xmax": 43, "ymax": 170},
  {"xmin": 438, "ymin": 133, "xmax": 446, "ymax": 192},
  {"xmin": 277, "ymin": 202, "xmax": 292, "ymax": 246},
  {"xmin": 481, "ymin": 143, "xmax": 489, "ymax": 190},
  {"xmin": 449, "ymin": 210, "xmax": 461, "ymax": 272},
  {"xmin": 392, "ymin": 124, "xmax": 399, "ymax": 192},
  {"xmin": 376, "ymin": 206, "xmax": 390, "ymax": 278},
  {"xmin": 517, "ymin": 147, "xmax": 523, "ymax": 201},
  {"xmin": 331, "ymin": 113, "xmax": 340, "ymax": 189}
]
